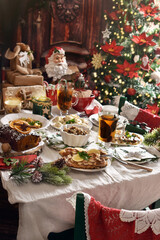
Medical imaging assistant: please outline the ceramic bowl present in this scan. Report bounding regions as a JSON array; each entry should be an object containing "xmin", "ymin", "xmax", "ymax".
[{"xmin": 60, "ymin": 124, "xmax": 90, "ymax": 147}]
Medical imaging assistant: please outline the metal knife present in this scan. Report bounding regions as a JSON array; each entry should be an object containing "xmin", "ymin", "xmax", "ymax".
[{"xmin": 113, "ymin": 155, "xmax": 153, "ymax": 172}]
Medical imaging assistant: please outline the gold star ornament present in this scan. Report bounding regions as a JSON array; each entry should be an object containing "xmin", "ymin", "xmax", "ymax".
[{"xmin": 91, "ymin": 53, "xmax": 103, "ymax": 70}]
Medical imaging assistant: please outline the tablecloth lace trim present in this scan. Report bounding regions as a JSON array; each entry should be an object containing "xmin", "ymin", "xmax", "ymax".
[
  {"xmin": 120, "ymin": 101, "xmax": 139, "ymax": 120},
  {"xmin": 120, "ymin": 209, "xmax": 160, "ymax": 235},
  {"xmin": 83, "ymin": 193, "xmax": 91, "ymax": 240},
  {"xmin": 66, "ymin": 193, "xmax": 77, "ymax": 209}
]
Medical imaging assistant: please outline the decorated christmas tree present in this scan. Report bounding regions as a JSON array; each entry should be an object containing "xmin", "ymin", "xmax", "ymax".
[{"xmin": 86, "ymin": 0, "xmax": 160, "ymax": 109}]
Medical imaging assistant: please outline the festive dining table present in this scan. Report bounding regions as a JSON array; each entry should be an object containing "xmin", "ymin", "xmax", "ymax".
[{"xmin": 1, "ymin": 106, "xmax": 160, "ymax": 240}]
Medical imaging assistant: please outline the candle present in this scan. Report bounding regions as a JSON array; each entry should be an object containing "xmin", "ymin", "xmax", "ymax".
[{"xmin": 4, "ymin": 97, "xmax": 22, "ymax": 113}]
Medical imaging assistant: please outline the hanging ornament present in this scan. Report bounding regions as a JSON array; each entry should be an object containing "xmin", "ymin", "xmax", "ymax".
[
  {"xmin": 151, "ymin": 71, "xmax": 160, "ymax": 85},
  {"xmin": 101, "ymin": 60, "xmax": 107, "ymax": 65},
  {"xmin": 92, "ymin": 90, "xmax": 100, "ymax": 98},
  {"xmin": 102, "ymin": 27, "xmax": 111, "ymax": 43},
  {"xmin": 124, "ymin": 24, "xmax": 133, "ymax": 33},
  {"xmin": 133, "ymin": 0, "xmax": 138, "ymax": 7},
  {"xmin": 91, "ymin": 53, "xmax": 103, "ymax": 70},
  {"xmin": 134, "ymin": 55, "xmax": 140, "ymax": 63},
  {"xmin": 140, "ymin": 55, "xmax": 150, "ymax": 71},
  {"xmin": 104, "ymin": 75, "xmax": 112, "ymax": 83},
  {"xmin": 155, "ymin": 47, "xmax": 160, "ymax": 55},
  {"xmin": 127, "ymin": 88, "xmax": 136, "ymax": 96}
]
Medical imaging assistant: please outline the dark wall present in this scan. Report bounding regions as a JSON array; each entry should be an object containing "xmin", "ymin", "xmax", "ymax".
[{"xmin": 0, "ymin": 0, "xmax": 112, "ymax": 69}]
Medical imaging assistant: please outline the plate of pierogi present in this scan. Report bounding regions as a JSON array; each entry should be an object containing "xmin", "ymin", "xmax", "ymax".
[{"xmin": 50, "ymin": 114, "xmax": 92, "ymax": 130}]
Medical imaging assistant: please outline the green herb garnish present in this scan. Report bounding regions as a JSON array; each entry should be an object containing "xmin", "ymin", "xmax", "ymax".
[
  {"xmin": 125, "ymin": 130, "xmax": 132, "ymax": 138},
  {"xmin": 66, "ymin": 118, "xmax": 75, "ymax": 124},
  {"xmin": 29, "ymin": 120, "xmax": 41, "ymax": 126},
  {"xmin": 78, "ymin": 151, "xmax": 90, "ymax": 161}
]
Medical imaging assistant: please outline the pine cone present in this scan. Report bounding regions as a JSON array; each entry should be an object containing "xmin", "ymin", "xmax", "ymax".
[{"xmin": 31, "ymin": 170, "xmax": 43, "ymax": 183}]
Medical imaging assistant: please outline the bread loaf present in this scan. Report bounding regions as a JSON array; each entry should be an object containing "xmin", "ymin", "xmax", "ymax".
[{"xmin": 0, "ymin": 125, "xmax": 41, "ymax": 152}]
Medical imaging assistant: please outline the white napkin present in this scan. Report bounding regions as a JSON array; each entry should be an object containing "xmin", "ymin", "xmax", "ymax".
[{"xmin": 115, "ymin": 146, "xmax": 156, "ymax": 161}]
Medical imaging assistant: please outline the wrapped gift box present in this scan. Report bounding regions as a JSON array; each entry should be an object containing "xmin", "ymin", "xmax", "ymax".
[{"xmin": 6, "ymin": 69, "xmax": 43, "ymax": 86}]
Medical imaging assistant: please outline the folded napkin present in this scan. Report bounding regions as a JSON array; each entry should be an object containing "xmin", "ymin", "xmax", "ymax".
[
  {"xmin": 125, "ymin": 124, "xmax": 146, "ymax": 135},
  {"xmin": 125, "ymin": 121, "xmax": 151, "ymax": 135},
  {"xmin": 115, "ymin": 146, "xmax": 156, "ymax": 161},
  {"xmin": 0, "ymin": 154, "xmax": 37, "ymax": 170},
  {"xmin": 84, "ymin": 99, "xmax": 102, "ymax": 117}
]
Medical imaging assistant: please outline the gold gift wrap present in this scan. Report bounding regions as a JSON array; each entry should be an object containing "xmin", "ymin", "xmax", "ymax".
[{"xmin": 6, "ymin": 69, "xmax": 43, "ymax": 86}]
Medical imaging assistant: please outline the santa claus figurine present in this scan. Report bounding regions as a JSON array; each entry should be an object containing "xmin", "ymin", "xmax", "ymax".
[{"xmin": 45, "ymin": 47, "xmax": 68, "ymax": 83}]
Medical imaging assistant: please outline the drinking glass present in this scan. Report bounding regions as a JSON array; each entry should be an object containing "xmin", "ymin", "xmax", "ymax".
[
  {"xmin": 98, "ymin": 110, "xmax": 119, "ymax": 148},
  {"xmin": 57, "ymin": 79, "xmax": 78, "ymax": 115}
]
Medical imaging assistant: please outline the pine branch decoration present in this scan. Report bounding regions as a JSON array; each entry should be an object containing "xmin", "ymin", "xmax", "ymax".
[
  {"xmin": 143, "ymin": 128, "xmax": 160, "ymax": 148},
  {"xmin": 9, "ymin": 158, "xmax": 72, "ymax": 186}
]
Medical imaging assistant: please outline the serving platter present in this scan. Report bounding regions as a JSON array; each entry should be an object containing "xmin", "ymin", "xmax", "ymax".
[
  {"xmin": 111, "ymin": 132, "xmax": 144, "ymax": 146},
  {"xmin": 1, "ymin": 113, "xmax": 50, "ymax": 130},
  {"xmin": 0, "ymin": 140, "xmax": 44, "ymax": 156},
  {"xmin": 70, "ymin": 159, "xmax": 111, "ymax": 172}
]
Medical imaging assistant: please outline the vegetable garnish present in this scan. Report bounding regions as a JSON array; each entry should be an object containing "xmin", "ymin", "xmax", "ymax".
[
  {"xmin": 78, "ymin": 151, "xmax": 90, "ymax": 161},
  {"xmin": 125, "ymin": 130, "xmax": 132, "ymax": 138},
  {"xmin": 66, "ymin": 118, "xmax": 75, "ymax": 124}
]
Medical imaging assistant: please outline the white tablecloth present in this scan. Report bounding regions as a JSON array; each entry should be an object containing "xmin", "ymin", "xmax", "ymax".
[{"xmin": 1, "ymin": 109, "xmax": 160, "ymax": 240}]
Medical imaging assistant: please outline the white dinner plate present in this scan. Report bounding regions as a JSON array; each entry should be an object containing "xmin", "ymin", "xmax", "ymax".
[
  {"xmin": 112, "ymin": 154, "xmax": 154, "ymax": 165},
  {"xmin": 1, "ymin": 113, "xmax": 50, "ymax": 130},
  {"xmin": 89, "ymin": 113, "xmax": 128, "ymax": 129},
  {"xmin": 127, "ymin": 159, "xmax": 153, "ymax": 165},
  {"xmin": 70, "ymin": 159, "xmax": 111, "ymax": 172},
  {"xmin": 50, "ymin": 114, "xmax": 92, "ymax": 131},
  {"xmin": 111, "ymin": 132, "xmax": 144, "ymax": 146}
]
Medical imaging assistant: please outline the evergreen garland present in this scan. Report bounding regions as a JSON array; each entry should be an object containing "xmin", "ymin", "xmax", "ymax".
[
  {"xmin": 9, "ymin": 157, "xmax": 72, "ymax": 185},
  {"xmin": 143, "ymin": 128, "xmax": 160, "ymax": 149}
]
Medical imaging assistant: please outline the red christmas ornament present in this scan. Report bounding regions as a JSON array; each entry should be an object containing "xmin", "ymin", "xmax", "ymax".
[
  {"xmin": 92, "ymin": 90, "xmax": 100, "ymax": 98},
  {"xmin": 104, "ymin": 75, "xmax": 112, "ymax": 83},
  {"xmin": 101, "ymin": 60, "xmax": 107, "ymax": 65},
  {"xmin": 127, "ymin": 88, "xmax": 136, "ymax": 96},
  {"xmin": 155, "ymin": 47, "xmax": 160, "ymax": 55},
  {"xmin": 124, "ymin": 24, "xmax": 133, "ymax": 33}
]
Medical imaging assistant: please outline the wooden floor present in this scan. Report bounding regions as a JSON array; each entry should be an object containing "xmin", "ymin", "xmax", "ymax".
[{"xmin": 0, "ymin": 180, "xmax": 18, "ymax": 240}]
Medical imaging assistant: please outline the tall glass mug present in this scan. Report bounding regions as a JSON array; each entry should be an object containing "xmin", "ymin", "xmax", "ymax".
[
  {"xmin": 98, "ymin": 111, "xmax": 119, "ymax": 148},
  {"xmin": 57, "ymin": 79, "xmax": 78, "ymax": 115}
]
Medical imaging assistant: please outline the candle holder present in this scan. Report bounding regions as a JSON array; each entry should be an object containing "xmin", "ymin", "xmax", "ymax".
[{"xmin": 32, "ymin": 96, "xmax": 52, "ymax": 119}]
